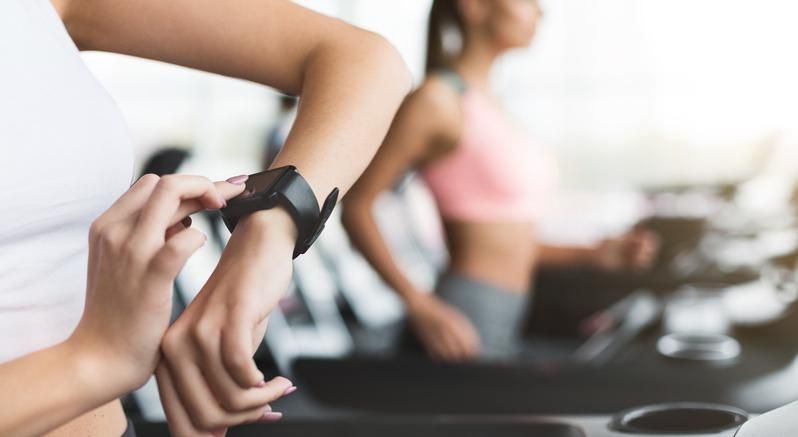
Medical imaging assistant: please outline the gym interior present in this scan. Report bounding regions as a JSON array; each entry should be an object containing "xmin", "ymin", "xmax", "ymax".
[{"xmin": 5, "ymin": 0, "xmax": 798, "ymax": 436}]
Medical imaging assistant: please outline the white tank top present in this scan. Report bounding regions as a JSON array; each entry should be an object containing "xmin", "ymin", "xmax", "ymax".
[{"xmin": 0, "ymin": 0, "xmax": 134, "ymax": 362}]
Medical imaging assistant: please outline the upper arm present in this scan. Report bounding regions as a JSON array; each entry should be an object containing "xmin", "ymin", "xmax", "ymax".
[
  {"xmin": 57, "ymin": 0, "xmax": 382, "ymax": 94},
  {"xmin": 345, "ymin": 80, "xmax": 463, "ymax": 205}
]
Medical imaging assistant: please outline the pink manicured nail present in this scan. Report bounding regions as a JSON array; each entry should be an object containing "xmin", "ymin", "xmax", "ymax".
[
  {"xmin": 283, "ymin": 386, "xmax": 297, "ymax": 396},
  {"xmin": 226, "ymin": 175, "xmax": 249, "ymax": 185},
  {"xmin": 260, "ymin": 412, "xmax": 283, "ymax": 422}
]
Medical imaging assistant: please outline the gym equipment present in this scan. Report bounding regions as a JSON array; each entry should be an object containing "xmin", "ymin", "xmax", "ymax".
[{"xmin": 132, "ymin": 401, "xmax": 798, "ymax": 436}]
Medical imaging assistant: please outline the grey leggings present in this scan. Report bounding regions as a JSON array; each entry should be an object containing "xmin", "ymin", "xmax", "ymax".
[{"xmin": 435, "ymin": 272, "xmax": 530, "ymax": 359}]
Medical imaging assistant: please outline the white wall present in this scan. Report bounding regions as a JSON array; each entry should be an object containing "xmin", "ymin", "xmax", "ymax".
[
  {"xmin": 83, "ymin": 0, "xmax": 798, "ymax": 187},
  {"xmin": 495, "ymin": 0, "xmax": 798, "ymax": 188}
]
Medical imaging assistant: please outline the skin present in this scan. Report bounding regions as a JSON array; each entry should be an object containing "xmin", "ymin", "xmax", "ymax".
[
  {"xmin": 342, "ymin": 0, "xmax": 657, "ymax": 362},
  {"xmin": 2, "ymin": 0, "xmax": 412, "ymax": 436},
  {"xmin": 0, "ymin": 175, "xmax": 248, "ymax": 437}
]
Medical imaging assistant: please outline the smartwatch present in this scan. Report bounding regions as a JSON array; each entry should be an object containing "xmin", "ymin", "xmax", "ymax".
[{"xmin": 219, "ymin": 166, "xmax": 339, "ymax": 258}]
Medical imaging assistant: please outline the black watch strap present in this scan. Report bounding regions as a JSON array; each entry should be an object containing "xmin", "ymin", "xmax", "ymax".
[
  {"xmin": 276, "ymin": 170, "xmax": 339, "ymax": 258},
  {"xmin": 220, "ymin": 166, "xmax": 339, "ymax": 258}
]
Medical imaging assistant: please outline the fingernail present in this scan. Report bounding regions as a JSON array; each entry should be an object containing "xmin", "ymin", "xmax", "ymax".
[
  {"xmin": 262, "ymin": 405, "xmax": 272, "ymax": 413},
  {"xmin": 226, "ymin": 175, "xmax": 249, "ymax": 185},
  {"xmin": 283, "ymin": 386, "xmax": 297, "ymax": 396},
  {"xmin": 260, "ymin": 412, "xmax": 283, "ymax": 422},
  {"xmin": 256, "ymin": 380, "xmax": 266, "ymax": 388}
]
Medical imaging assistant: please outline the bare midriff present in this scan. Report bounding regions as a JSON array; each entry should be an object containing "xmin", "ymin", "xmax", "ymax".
[
  {"xmin": 44, "ymin": 400, "xmax": 127, "ymax": 437},
  {"xmin": 443, "ymin": 220, "xmax": 538, "ymax": 294}
]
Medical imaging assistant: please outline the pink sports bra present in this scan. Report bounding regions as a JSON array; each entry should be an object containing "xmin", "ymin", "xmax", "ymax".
[{"xmin": 421, "ymin": 73, "xmax": 558, "ymax": 223}]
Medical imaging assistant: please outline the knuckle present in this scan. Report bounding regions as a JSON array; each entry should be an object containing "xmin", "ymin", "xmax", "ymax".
[
  {"xmin": 158, "ymin": 243, "xmax": 181, "ymax": 262},
  {"xmin": 150, "ymin": 256, "xmax": 179, "ymax": 278},
  {"xmin": 227, "ymin": 352, "xmax": 250, "ymax": 372},
  {"xmin": 138, "ymin": 173, "xmax": 160, "ymax": 187},
  {"xmin": 191, "ymin": 321, "xmax": 216, "ymax": 349},
  {"xmin": 219, "ymin": 390, "xmax": 246, "ymax": 411},
  {"xmin": 159, "ymin": 174, "xmax": 178, "ymax": 184},
  {"xmin": 195, "ymin": 411, "xmax": 224, "ymax": 430},
  {"xmin": 272, "ymin": 376, "xmax": 291, "ymax": 387},
  {"xmin": 99, "ymin": 226, "xmax": 125, "ymax": 249},
  {"xmin": 88, "ymin": 220, "xmax": 105, "ymax": 242},
  {"xmin": 161, "ymin": 330, "xmax": 183, "ymax": 357},
  {"xmin": 156, "ymin": 175, "xmax": 181, "ymax": 195}
]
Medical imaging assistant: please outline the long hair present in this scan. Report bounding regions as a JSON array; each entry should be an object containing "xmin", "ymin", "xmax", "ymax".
[{"xmin": 426, "ymin": 0, "xmax": 465, "ymax": 73}]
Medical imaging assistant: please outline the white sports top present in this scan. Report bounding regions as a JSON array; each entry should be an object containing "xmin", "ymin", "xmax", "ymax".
[{"xmin": 0, "ymin": 0, "xmax": 134, "ymax": 363}]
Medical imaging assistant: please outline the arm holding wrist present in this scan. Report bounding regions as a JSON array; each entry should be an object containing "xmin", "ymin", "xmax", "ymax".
[{"xmin": 0, "ymin": 338, "xmax": 134, "ymax": 437}]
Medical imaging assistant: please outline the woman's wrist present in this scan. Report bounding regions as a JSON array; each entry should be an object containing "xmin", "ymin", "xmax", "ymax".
[
  {"xmin": 60, "ymin": 337, "xmax": 135, "ymax": 403},
  {"xmin": 234, "ymin": 207, "xmax": 298, "ymax": 258},
  {"xmin": 403, "ymin": 288, "xmax": 432, "ymax": 313}
]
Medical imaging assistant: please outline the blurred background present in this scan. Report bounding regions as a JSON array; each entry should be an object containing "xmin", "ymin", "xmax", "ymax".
[
  {"xmin": 88, "ymin": 0, "xmax": 798, "ymax": 432},
  {"xmin": 85, "ymin": 0, "xmax": 798, "ymax": 188},
  {"xmin": 84, "ymin": 0, "xmax": 798, "ymax": 243}
]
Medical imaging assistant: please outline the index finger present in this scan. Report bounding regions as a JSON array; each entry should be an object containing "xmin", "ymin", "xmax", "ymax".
[
  {"xmin": 168, "ymin": 181, "xmax": 247, "ymax": 229},
  {"xmin": 134, "ymin": 175, "xmax": 244, "ymax": 239}
]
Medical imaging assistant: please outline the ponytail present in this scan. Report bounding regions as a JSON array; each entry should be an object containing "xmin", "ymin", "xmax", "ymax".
[{"xmin": 426, "ymin": 0, "xmax": 464, "ymax": 73}]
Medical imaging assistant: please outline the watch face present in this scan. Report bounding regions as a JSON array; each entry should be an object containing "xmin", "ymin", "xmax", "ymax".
[{"xmin": 235, "ymin": 167, "xmax": 291, "ymax": 201}]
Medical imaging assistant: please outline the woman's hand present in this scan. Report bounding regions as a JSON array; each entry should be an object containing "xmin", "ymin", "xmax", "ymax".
[
  {"xmin": 156, "ymin": 208, "xmax": 297, "ymax": 436},
  {"xmin": 407, "ymin": 292, "xmax": 481, "ymax": 362},
  {"xmin": 67, "ymin": 174, "xmax": 246, "ymax": 395},
  {"xmin": 591, "ymin": 230, "xmax": 660, "ymax": 272}
]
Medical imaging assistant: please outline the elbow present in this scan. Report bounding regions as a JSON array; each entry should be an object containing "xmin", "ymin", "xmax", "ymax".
[
  {"xmin": 299, "ymin": 23, "xmax": 412, "ymax": 102},
  {"xmin": 357, "ymin": 32, "xmax": 413, "ymax": 98},
  {"xmin": 315, "ymin": 27, "xmax": 412, "ymax": 99}
]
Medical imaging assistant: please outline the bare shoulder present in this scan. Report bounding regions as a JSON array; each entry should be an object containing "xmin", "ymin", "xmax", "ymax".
[
  {"xmin": 403, "ymin": 75, "xmax": 464, "ymax": 150},
  {"xmin": 410, "ymin": 75, "xmax": 463, "ymax": 120}
]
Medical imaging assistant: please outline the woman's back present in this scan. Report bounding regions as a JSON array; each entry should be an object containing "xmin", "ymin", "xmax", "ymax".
[{"xmin": 0, "ymin": 0, "xmax": 134, "ymax": 363}]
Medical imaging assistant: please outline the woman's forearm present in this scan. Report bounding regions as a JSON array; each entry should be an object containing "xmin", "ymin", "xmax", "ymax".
[
  {"xmin": 0, "ymin": 340, "xmax": 127, "ymax": 437},
  {"xmin": 342, "ymin": 200, "xmax": 424, "ymax": 304},
  {"xmin": 270, "ymin": 33, "xmax": 411, "ymax": 202},
  {"xmin": 60, "ymin": 0, "xmax": 410, "ymax": 204}
]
